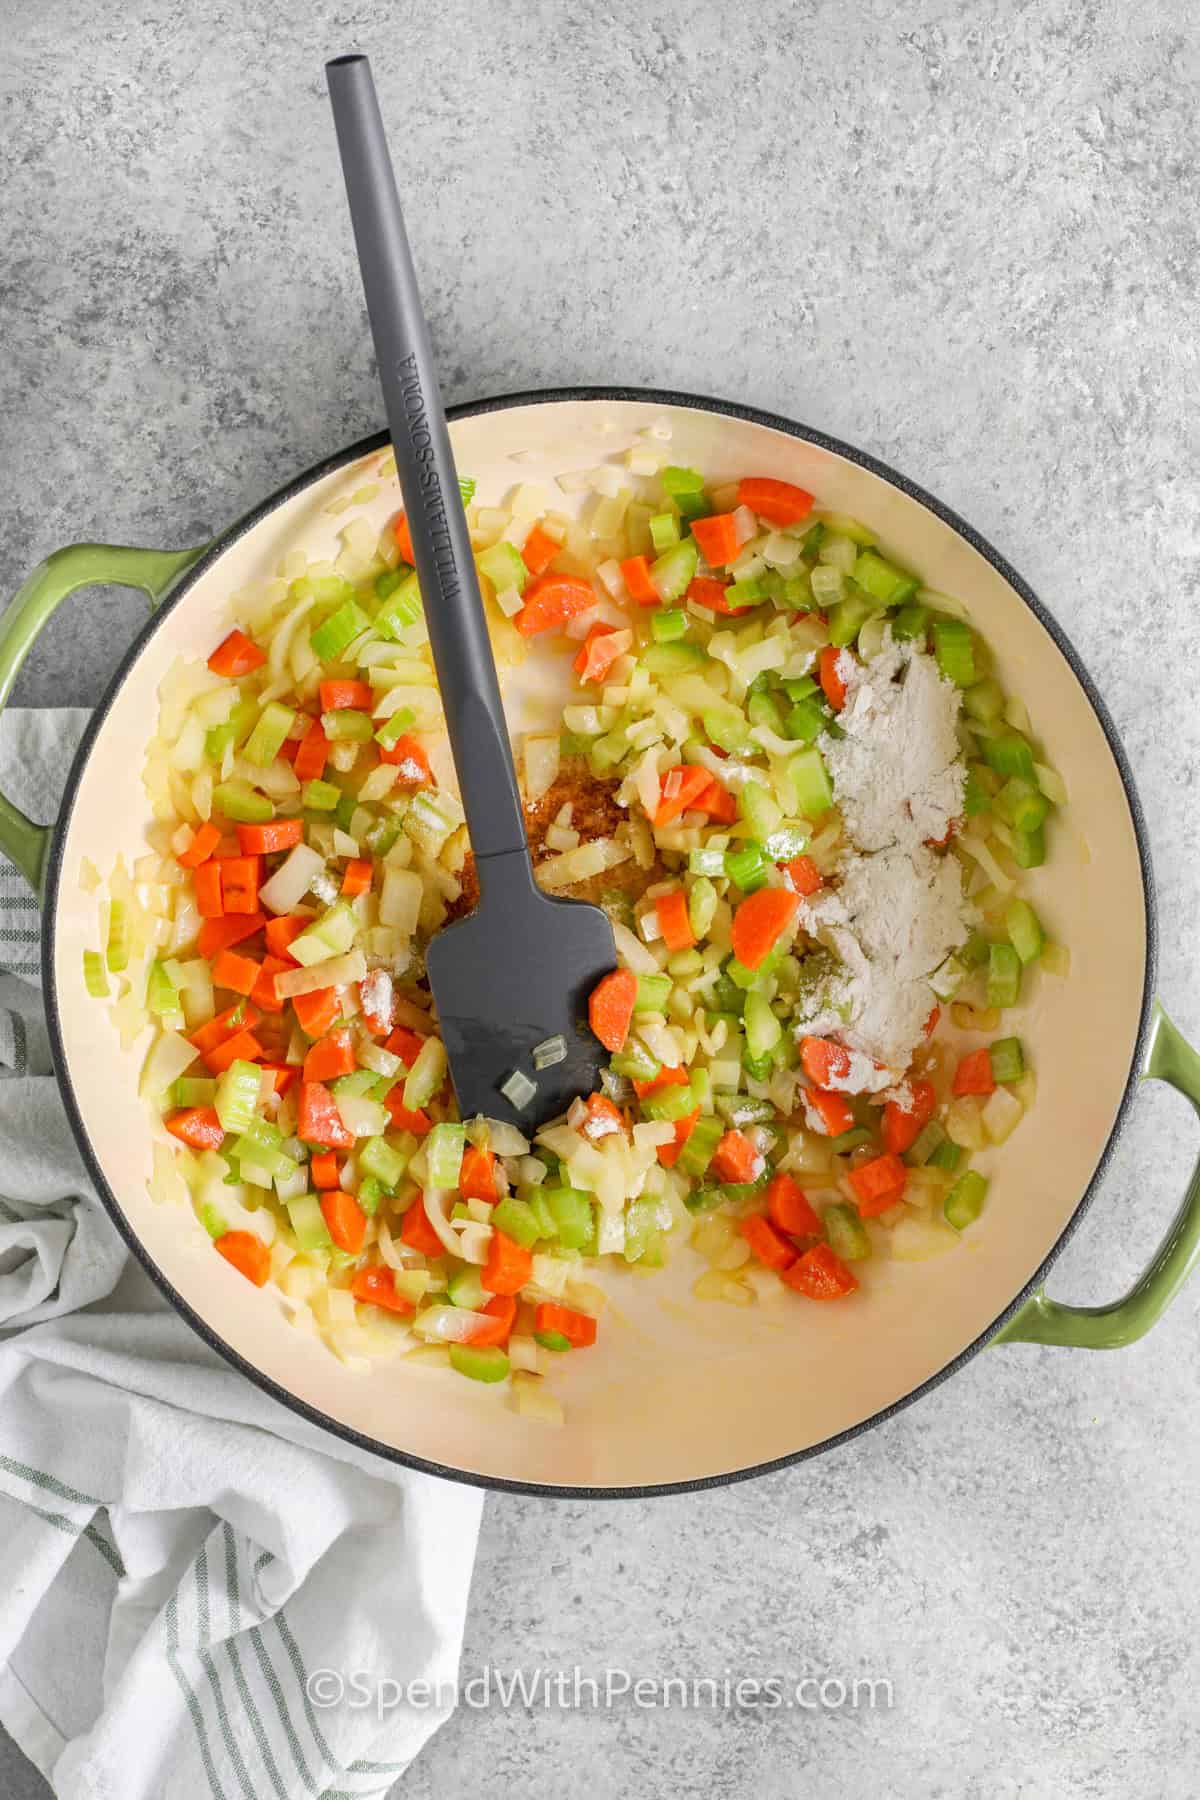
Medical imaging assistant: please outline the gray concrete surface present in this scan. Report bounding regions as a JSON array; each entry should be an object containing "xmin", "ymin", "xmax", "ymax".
[{"xmin": 3, "ymin": 0, "xmax": 1199, "ymax": 1794}]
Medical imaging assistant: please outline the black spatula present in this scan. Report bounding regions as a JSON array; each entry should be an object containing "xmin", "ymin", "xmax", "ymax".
[{"xmin": 326, "ymin": 54, "xmax": 616, "ymax": 1128}]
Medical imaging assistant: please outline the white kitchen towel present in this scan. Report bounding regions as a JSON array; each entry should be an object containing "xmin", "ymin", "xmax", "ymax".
[{"xmin": 0, "ymin": 708, "xmax": 483, "ymax": 1800}]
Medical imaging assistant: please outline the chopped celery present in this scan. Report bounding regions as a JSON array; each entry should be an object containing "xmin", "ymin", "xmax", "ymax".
[
  {"xmin": 172, "ymin": 1076, "xmax": 216, "ymax": 1108},
  {"xmin": 783, "ymin": 696, "xmax": 829, "ymax": 744},
  {"xmin": 747, "ymin": 689, "xmax": 786, "ymax": 734},
  {"xmin": 106, "ymin": 899, "xmax": 131, "ymax": 973},
  {"xmin": 667, "ymin": 948, "xmax": 704, "ymax": 978},
  {"xmin": 302, "ymin": 778, "xmax": 341, "ymax": 812},
  {"xmin": 892, "ymin": 601, "xmax": 929, "ymax": 642},
  {"xmin": 535, "ymin": 1329, "xmax": 572, "ymax": 1352},
  {"xmin": 964, "ymin": 678, "xmax": 1005, "ymax": 723},
  {"xmin": 932, "ymin": 618, "xmax": 977, "ymax": 686},
  {"xmin": 741, "ymin": 1047, "xmax": 774, "ymax": 1082},
  {"xmin": 905, "ymin": 1119, "xmax": 947, "ymax": 1167},
  {"xmin": 310, "ymin": 599, "xmax": 370, "ymax": 662},
  {"xmin": 678, "ymin": 1114, "xmax": 723, "ymax": 1178},
  {"xmin": 827, "ymin": 1126, "xmax": 873, "ymax": 1155},
  {"xmin": 989, "ymin": 1037, "xmax": 1025, "ymax": 1084},
  {"xmin": 357, "ymin": 1135, "xmax": 408, "ymax": 1190},
  {"xmin": 641, "ymin": 641, "xmax": 707, "ymax": 682},
  {"xmin": 852, "ymin": 549, "xmax": 918, "ymax": 606},
  {"xmin": 1005, "ymin": 899, "xmax": 1044, "ymax": 965},
  {"xmin": 688, "ymin": 847, "xmax": 726, "ymax": 878},
  {"xmin": 447, "ymin": 1265, "xmax": 488, "ymax": 1310},
  {"xmin": 651, "ymin": 607, "xmax": 689, "ymax": 643},
  {"xmin": 212, "ymin": 779, "xmax": 274, "ymax": 823},
  {"xmin": 633, "ymin": 973, "xmax": 671, "ymax": 1013},
  {"xmin": 231, "ymin": 1124, "xmax": 289, "ymax": 1178},
  {"xmin": 1011, "ymin": 825, "xmax": 1046, "ymax": 869},
  {"xmin": 622, "ymin": 1193, "xmax": 663, "ymax": 1264},
  {"xmin": 649, "ymin": 538, "xmax": 698, "ymax": 601},
  {"xmin": 661, "ymin": 465, "xmax": 706, "ymax": 497},
  {"xmin": 790, "ymin": 747, "xmax": 834, "ymax": 818},
  {"xmin": 374, "ymin": 572, "xmax": 423, "ymax": 638},
  {"xmin": 243, "ymin": 701, "xmax": 296, "ymax": 767},
  {"xmin": 995, "ymin": 777, "xmax": 1050, "ymax": 834},
  {"xmin": 146, "ymin": 961, "xmax": 184, "ymax": 1028},
  {"xmin": 726, "ymin": 577, "xmax": 764, "ymax": 608},
  {"xmin": 640, "ymin": 1081, "xmax": 699, "ymax": 1123},
  {"xmin": 725, "ymin": 943, "xmax": 784, "ymax": 990},
  {"xmin": 356, "ymin": 1176, "xmax": 385, "ymax": 1216},
  {"xmin": 724, "ymin": 842, "xmax": 768, "ymax": 893},
  {"xmin": 288, "ymin": 1192, "xmax": 333, "ymax": 1251},
  {"xmin": 987, "ymin": 942, "xmax": 1021, "ymax": 1010},
  {"xmin": 960, "ymin": 930, "xmax": 991, "ymax": 968},
  {"xmin": 214, "ymin": 1059, "xmax": 263, "ymax": 1135},
  {"xmin": 205, "ymin": 698, "xmax": 258, "ymax": 762},
  {"xmin": 649, "ymin": 512, "xmax": 681, "ymax": 552},
  {"xmin": 809, "ymin": 564, "xmax": 845, "ymax": 608},
  {"xmin": 200, "ymin": 1202, "xmax": 228, "ymax": 1240},
  {"xmin": 322, "ymin": 709, "xmax": 374, "ymax": 742},
  {"xmin": 980, "ymin": 728, "xmax": 1036, "ymax": 781},
  {"xmin": 449, "ymin": 1345, "xmax": 509, "ymax": 1383},
  {"xmin": 492, "ymin": 1196, "xmax": 541, "ymax": 1248},
  {"xmin": 610, "ymin": 1041, "xmax": 661, "ymax": 1082},
  {"xmin": 944, "ymin": 1170, "xmax": 988, "ymax": 1231},
  {"xmin": 743, "ymin": 990, "xmax": 782, "ymax": 1059},
  {"xmin": 702, "ymin": 706, "xmax": 754, "ymax": 752},
  {"xmin": 826, "ymin": 592, "xmax": 876, "ymax": 647},
  {"xmin": 545, "ymin": 1187, "xmax": 595, "ymax": 1250},
  {"xmin": 478, "ymin": 540, "xmax": 528, "ymax": 596},
  {"xmin": 823, "ymin": 1202, "xmax": 871, "ymax": 1261},
  {"xmin": 963, "ymin": 767, "xmax": 992, "ymax": 816},
  {"xmin": 403, "ymin": 1035, "xmax": 448, "ymax": 1111},
  {"xmin": 763, "ymin": 824, "xmax": 810, "ymax": 860},
  {"xmin": 375, "ymin": 707, "xmax": 417, "ymax": 751},
  {"xmin": 927, "ymin": 1137, "xmax": 963, "ymax": 1172},
  {"xmin": 524, "ymin": 1188, "xmax": 557, "ymax": 1239},
  {"xmin": 290, "ymin": 901, "xmax": 357, "ymax": 966},
  {"xmin": 687, "ymin": 874, "xmax": 718, "ymax": 939},
  {"xmin": 458, "ymin": 475, "xmax": 476, "ymax": 504},
  {"xmin": 376, "ymin": 567, "xmax": 406, "ymax": 600}
]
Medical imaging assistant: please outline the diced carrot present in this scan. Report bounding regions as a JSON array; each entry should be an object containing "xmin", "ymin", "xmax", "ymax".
[
  {"xmin": 766, "ymin": 1172, "xmax": 821, "ymax": 1239},
  {"xmin": 689, "ymin": 512, "xmax": 742, "ymax": 567},
  {"xmin": 462, "ymin": 1293, "xmax": 517, "ymax": 1347},
  {"xmin": 393, "ymin": 512, "xmax": 414, "ymax": 563},
  {"xmin": 631, "ymin": 1064, "xmax": 689, "ymax": 1099},
  {"xmin": 214, "ymin": 1230, "xmax": 271, "ymax": 1286},
  {"xmin": 264, "ymin": 915, "xmax": 310, "ymax": 962},
  {"xmin": 385, "ymin": 1026, "xmax": 428, "ymax": 1068},
  {"xmin": 252, "ymin": 954, "xmax": 289, "ymax": 1014},
  {"xmin": 258, "ymin": 1063, "xmax": 296, "ymax": 1096},
  {"xmin": 292, "ymin": 719, "xmax": 329, "ymax": 784},
  {"xmin": 694, "ymin": 776, "xmax": 737, "ymax": 823},
  {"xmin": 784, "ymin": 855, "xmax": 822, "ymax": 896},
  {"xmin": 740, "ymin": 1213, "xmax": 798, "ymax": 1272},
  {"xmin": 310, "ymin": 1150, "xmax": 340, "ymax": 1190},
  {"xmin": 805, "ymin": 1088, "xmax": 855, "ymax": 1137},
  {"xmin": 377, "ymin": 732, "xmax": 433, "ymax": 784},
  {"xmin": 220, "ymin": 855, "xmax": 261, "ymax": 915},
  {"xmin": 320, "ymin": 1189, "xmax": 367, "ymax": 1255},
  {"xmin": 686, "ymin": 575, "xmax": 754, "ymax": 616},
  {"xmin": 573, "ymin": 625, "xmax": 633, "ymax": 685},
  {"xmin": 653, "ymin": 764, "xmax": 714, "ymax": 827},
  {"xmin": 882, "ymin": 1078, "xmax": 937, "ymax": 1156},
  {"xmin": 655, "ymin": 888, "xmax": 695, "ymax": 952},
  {"xmin": 190, "ymin": 1001, "xmax": 262, "ymax": 1058},
  {"xmin": 712, "ymin": 1129, "xmax": 761, "ymax": 1185},
  {"xmin": 953, "ymin": 1047, "xmax": 996, "ymax": 1097},
  {"xmin": 582, "ymin": 1092, "xmax": 626, "ymax": 1140},
  {"xmin": 533, "ymin": 1301, "xmax": 597, "ymax": 1348},
  {"xmin": 384, "ymin": 1092, "xmax": 433, "ymax": 1136},
  {"xmin": 339, "ymin": 858, "xmax": 372, "ymax": 899},
  {"xmin": 177, "ymin": 822, "xmax": 222, "ymax": 869},
  {"xmin": 619, "ymin": 554, "xmax": 661, "ymax": 605},
  {"xmin": 459, "ymin": 1145, "xmax": 497, "ymax": 1203},
  {"xmin": 211, "ymin": 835, "xmax": 246, "ymax": 859},
  {"xmin": 302, "ymin": 1027, "xmax": 356, "ymax": 1083},
  {"xmin": 204, "ymin": 1029, "xmax": 264, "ymax": 1075},
  {"xmin": 522, "ymin": 523, "xmax": 561, "ymax": 578},
  {"xmin": 236, "ymin": 819, "xmax": 304, "ymax": 855},
  {"xmin": 848, "ymin": 1152, "xmax": 908, "ymax": 1217},
  {"xmin": 399, "ymin": 1192, "xmax": 444, "ymax": 1255},
  {"xmin": 731, "ymin": 887, "xmax": 801, "ymax": 970},
  {"xmin": 781, "ymin": 1243, "xmax": 858, "ymax": 1299},
  {"xmin": 924, "ymin": 1005, "xmax": 941, "ymax": 1038},
  {"xmin": 736, "ymin": 476, "xmax": 815, "ymax": 527},
  {"xmin": 208, "ymin": 629, "xmax": 265, "ymax": 678},
  {"xmin": 297, "ymin": 1080, "xmax": 353, "ymax": 1149},
  {"xmin": 587, "ymin": 968, "xmax": 637, "ymax": 1053},
  {"xmin": 211, "ymin": 948, "xmax": 261, "ymax": 997},
  {"xmin": 514, "ymin": 572, "xmax": 595, "ymax": 637},
  {"xmin": 198, "ymin": 912, "xmax": 267, "ymax": 959},
  {"xmin": 351, "ymin": 1264, "xmax": 414, "ymax": 1316},
  {"xmin": 819, "ymin": 645, "xmax": 849, "ymax": 712},
  {"xmin": 319, "ymin": 679, "xmax": 373, "ymax": 712},
  {"xmin": 482, "ymin": 1229, "xmax": 533, "ymax": 1297},
  {"xmin": 193, "ymin": 862, "xmax": 224, "ymax": 918},
  {"xmin": 800, "ymin": 1036, "xmax": 851, "ymax": 1089},
  {"xmin": 165, "ymin": 1106, "xmax": 225, "ymax": 1150},
  {"xmin": 292, "ymin": 988, "xmax": 339, "ymax": 1039},
  {"xmin": 657, "ymin": 1107, "xmax": 700, "ymax": 1168}
]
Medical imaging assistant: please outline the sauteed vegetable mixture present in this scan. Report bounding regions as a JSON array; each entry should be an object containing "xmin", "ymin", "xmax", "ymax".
[{"xmin": 84, "ymin": 435, "xmax": 1067, "ymax": 1422}]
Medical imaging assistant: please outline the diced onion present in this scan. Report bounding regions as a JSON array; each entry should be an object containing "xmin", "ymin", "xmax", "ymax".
[
  {"xmin": 500, "ymin": 1068, "xmax": 537, "ymax": 1109},
  {"xmin": 275, "ymin": 949, "xmax": 367, "ymax": 997},
  {"xmin": 533, "ymin": 1035, "xmax": 567, "ymax": 1070},
  {"xmin": 259, "ymin": 845, "xmax": 325, "ymax": 916}
]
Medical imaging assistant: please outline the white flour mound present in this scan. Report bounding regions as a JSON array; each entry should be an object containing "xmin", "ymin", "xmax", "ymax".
[{"xmin": 793, "ymin": 633, "xmax": 973, "ymax": 1077}]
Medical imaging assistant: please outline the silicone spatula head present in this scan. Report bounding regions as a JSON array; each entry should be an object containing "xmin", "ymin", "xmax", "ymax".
[{"xmin": 326, "ymin": 54, "xmax": 616, "ymax": 1127}]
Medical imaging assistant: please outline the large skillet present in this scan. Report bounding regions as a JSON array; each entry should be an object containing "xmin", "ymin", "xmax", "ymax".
[{"xmin": 3, "ymin": 389, "xmax": 1199, "ymax": 1497}]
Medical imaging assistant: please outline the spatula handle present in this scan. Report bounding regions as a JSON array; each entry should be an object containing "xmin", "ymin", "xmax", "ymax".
[{"xmin": 326, "ymin": 54, "xmax": 527, "ymax": 863}]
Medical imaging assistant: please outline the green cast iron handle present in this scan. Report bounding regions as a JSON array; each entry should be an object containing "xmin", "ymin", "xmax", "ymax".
[
  {"xmin": 995, "ymin": 1003, "xmax": 1200, "ymax": 1348},
  {"xmin": 0, "ymin": 542, "xmax": 207, "ymax": 896}
]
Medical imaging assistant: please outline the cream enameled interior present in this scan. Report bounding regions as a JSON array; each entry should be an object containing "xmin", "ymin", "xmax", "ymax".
[{"xmin": 51, "ymin": 398, "xmax": 1147, "ymax": 1490}]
